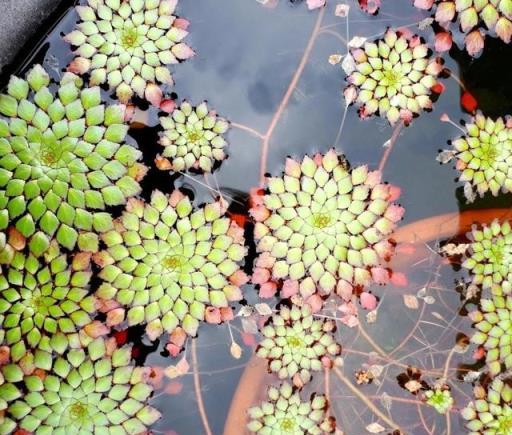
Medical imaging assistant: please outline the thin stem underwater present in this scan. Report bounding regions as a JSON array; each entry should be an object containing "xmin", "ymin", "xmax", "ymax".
[
  {"xmin": 191, "ymin": 341, "xmax": 213, "ymax": 435},
  {"xmin": 259, "ymin": 7, "xmax": 326, "ymax": 186}
]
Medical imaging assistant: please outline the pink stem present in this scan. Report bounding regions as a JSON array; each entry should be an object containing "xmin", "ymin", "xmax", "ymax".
[
  {"xmin": 378, "ymin": 120, "xmax": 404, "ymax": 173},
  {"xmin": 192, "ymin": 341, "xmax": 213, "ymax": 435},
  {"xmin": 231, "ymin": 122, "xmax": 265, "ymax": 140},
  {"xmin": 259, "ymin": 7, "xmax": 326, "ymax": 186}
]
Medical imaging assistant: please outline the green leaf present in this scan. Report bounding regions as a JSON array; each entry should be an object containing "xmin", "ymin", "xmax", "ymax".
[
  {"xmin": 0, "ymin": 94, "xmax": 18, "ymax": 117},
  {"xmin": 56, "ymin": 224, "xmax": 78, "ymax": 250}
]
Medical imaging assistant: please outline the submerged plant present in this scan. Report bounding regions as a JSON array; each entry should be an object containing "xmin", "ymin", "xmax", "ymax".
[
  {"xmin": 0, "ymin": 240, "xmax": 94, "ymax": 360},
  {"xmin": 0, "ymin": 65, "xmax": 145, "ymax": 252},
  {"xmin": 64, "ymin": 0, "xmax": 194, "ymax": 105},
  {"xmin": 440, "ymin": 112, "xmax": 512, "ymax": 201},
  {"xmin": 346, "ymin": 29, "xmax": 442, "ymax": 125},
  {"xmin": 157, "ymin": 101, "xmax": 229, "ymax": 173},
  {"xmin": 247, "ymin": 382, "xmax": 335, "ymax": 434},
  {"xmin": 425, "ymin": 388, "xmax": 454, "ymax": 414},
  {"xmin": 462, "ymin": 220, "xmax": 512, "ymax": 290},
  {"xmin": 470, "ymin": 284, "xmax": 512, "ymax": 375},
  {"xmin": 462, "ymin": 379, "xmax": 512, "ymax": 434},
  {"xmin": 94, "ymin": 190, "xmax": 247, "ymax": 340},
  {"xmin": 251, "ymin": 149, "xmax": 403, "ymax": 303},
  {"xmin": 415, "ymin": 0, "xmax": 512, "ymax": 56},
  {"xmin": 256, "ymin": 303, "xmax": 341, "ymax": 387},
  {"xmin": 0, "ymin": 337, "xmax": 160, "ymax": 434}
]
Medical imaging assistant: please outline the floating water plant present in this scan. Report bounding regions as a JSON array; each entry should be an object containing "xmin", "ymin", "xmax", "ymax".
[
  {"xmin": 256, "ymin": 303, "xmax": 341, "ymax": 387},
  {"xmin": 94, "ymin": 190, "xmax": 247, "ymax": 340},
  {"xmin": 0, "ymin": 65, "xmax": 145, "ymax": 252},
  {"xmin": 415, "ymin": 0, "xmax": 512, "ymax": 56},
  {"xmin": 440, "ymin": 112, "xmax": 512, "ymax": 201},
  {"xmin": 247, "ymin": 382, "xmax": 335, "ymax": 434},
  {"xmin": 64, "ymin": 0, "xmax": 194, "ymax": 105},
  {"xmin": 470, "ymin": 284, "xmax": 512, "ymax": 375},
  {"xmin": 0, "ymin": 240, "xmax": 95, "ymax": 361},
  {"xmin": 345, "ymin": 29, "xmax": 442, "ymax": 125},
  {"xmin": 251, "ymin": 149, "xmax": 404, "ymax": 302},
  {"xmin": 462, "ymin": 220, "xmax": 512, "ymax": 290},
  {"xmin": 157, "ymin": 101, "xmax": 229, "ymax": 173},
  {"xmin": 462, "ymin": 378, "xmax": 512, "ymax": 434},
  {"xmin": 425, "ymin": 388, "xmax": 454, "ymax": 414},
  {"xmin": 0, "ymin": 337, "xmax": 160, "ymax": 434}
]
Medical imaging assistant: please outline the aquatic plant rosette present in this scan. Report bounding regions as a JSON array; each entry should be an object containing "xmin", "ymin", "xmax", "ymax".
[
  {"xmin": 414, "ymin": 0, "xmax": 512, "ymax": 56},
  {"xmin": 0, "ymin": 337, "xmax": 160, "ymax": 434},
  {"xmin": 64, "ymin": 0, "xmax": 194, "ymax": 105},
  {"xmin": 247, "ymin": 382, "xmax": 335, "ymax": 434},
  {"xmin": 462, "ymin": 220, "xmax": 512, "ymax": 290},
  {"xmin": 345, "ymin": 29, "xmax": 442, "ymax": 125},
  {"xmin": 156, "ymin": 101, "xmax": 229, "ymax": 173},
  {"xmin": 440, "ymin": 112, "xmax": 512, "ymax": 201},
  {"xmin": 470, "ymin": 284, "xmax": 512, "ymax": 375},
  {"xmin": 425, "ymin": 388, "xmax": 454, "ymax": 414},
  {"xmin": 462, "ymin": 378, "xmax": 512, "ymax": 434},
  {"xmin": 0, "ymin": 239, "xmax": 96, "ymax": 361},
  {"xmin": 0, "ymin": 65, "xmax": 146, "ymax": 253},
  {"xmin": 94, "ymin": 189, "xmax": 247, "ymax": 340},
  {"xmin": 250, "ymin": 149, "xmax": 404, "ymax": 305},
  {"xmin": 256, "ymin": 303, "xmax": 341, "ymax": 387}
]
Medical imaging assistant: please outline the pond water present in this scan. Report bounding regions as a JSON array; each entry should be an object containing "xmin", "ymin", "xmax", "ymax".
[{"xmin": 2, "ymin": 0, "xmax": 512, "ymax": 434}]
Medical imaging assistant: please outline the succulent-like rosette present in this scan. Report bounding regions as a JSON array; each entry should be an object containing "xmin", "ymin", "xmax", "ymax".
[
  {"xmin": 425, "ymin": 389, "xmax": 454, "ymax": 414},
  {"xmin": 0, "ymin": 240, "xmax": 95, "ymax": 361},
  {"xmin": 440, "ymin": 112, "xmax": 512, "ymax": 201},
  {"xmin": 470, "ymin": 284, "xmax": 512, "ymax": 375},
  {"xmin": 251, "ymin": 150, "xmax": 403, "ymax": 302},
  {"xmin": 462, "ymin": 220, "xmax": 512, "ymax": 290},
  {"xmin": 247, "ymin": 382, "xmax": 335, "ymax": 434},
  {"xmin": 0, "ymin": 337, "xmax": 160, "ymax": 434},
  {"xmin": 416, "ymin": 0, "xmax": 512, "ymax": 56},
  {"xmin": 0, "ymin": 65, "xmax": 145, "ymax": 252},
  {"xmin": 462, "ymin": 379, "xmax": 512, "ymax": 434},
  {"xmin": 95, "ymin": 190, "xmax": 247, "ymax": 339},
  {"xmin": 64, "ymin": 0, "xmax": 194, "ymax": 105},
  {"xmin": 157, "ymin": 101, "xmax": 229, "ymax": 173},
  {"xmin": 256, "ymin": 303, "xmax": 341, "ymax": 387},
  {"xmin": 346, "ymin": 29, "xmax": 442, "ymax": 125}
]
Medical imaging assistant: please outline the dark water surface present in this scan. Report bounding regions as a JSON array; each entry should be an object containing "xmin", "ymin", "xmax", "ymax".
[{"xmin": 3, "ymin": 0, "xmax": 512, "ymax": 434}]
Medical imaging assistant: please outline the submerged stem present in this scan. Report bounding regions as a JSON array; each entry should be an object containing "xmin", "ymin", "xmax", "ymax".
[
  {"xmin": 192, "ymin": 341, "xmax": 213, "ymax": 435},
  {"xmin": 259, "ymin": 7, "xmax": 325, "ymax": 186},
  {"xmin": 333, "ymin": 367, "xmax": 402, "ymax": 433}
]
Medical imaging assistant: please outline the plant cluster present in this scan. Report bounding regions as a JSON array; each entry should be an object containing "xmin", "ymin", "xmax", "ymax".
[
  {"xmin": 247, "ymin": 382, "xmax": 335, "ymax": 434},
  {"xmin": 157, "ymin": 101, "xmax": 230, "ymax": 173},
  {"xmin": 440, "ymin": 112, "xmax": 512, "ymax": 201},
  {"xmin": 251, "ymin": 149, "xmax": 403, "ymax": 302},
  {"xmin": 256, "ymin": 303, "xmax": 341, "ymax": 387},
  {"xmin": 462, "ymin": 220, "xmax": 512, "ymax": 290},
  {"xmin": 425, "ymin": 388, "xmax": 454, "ymax": 414},
  {"xmin": 64, "ymin": 0, "xmax": 194, "ymax": 104},
  {"xmin": 346, "ymin": 29, "xmax": 442, "ymax": 125},
  {"xmin": 462, "ymin": 379, "xmax": 512, "ymax": 434},
  {"xmin": 0, "ymin": 65, "xmax": 145, "ymax": 253},
  {"xmin": 470, "ymin": 284, "xmax": 512, "ymax": 376},
  {"xmin": 0, "ymin": 240, "xmax": 95, "ymax": 360},
  {"xmin": 94, "ymin": 190, "xmax": 247, "ymax": 340},
  {"xmin": 414, "ymin": 0, "xmax": 512, "ymax": 56},
  {"xmin": 0, "ymin": 337, "xmax": 160, "ymax": 434}
]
